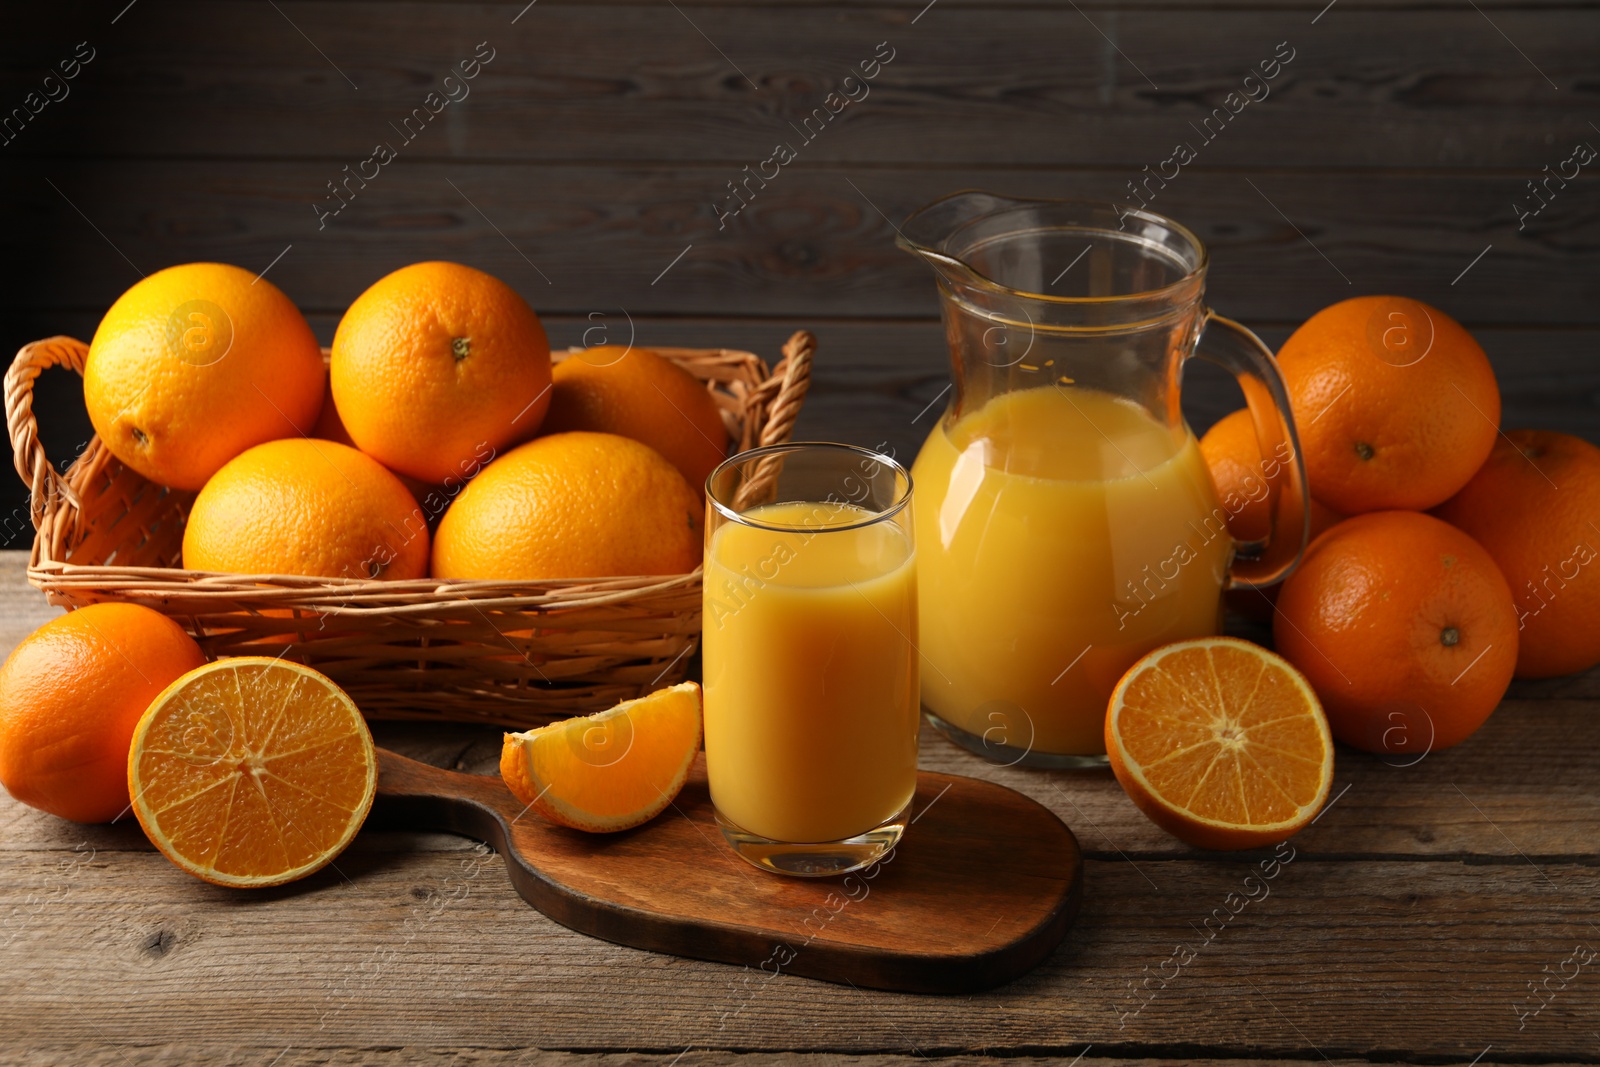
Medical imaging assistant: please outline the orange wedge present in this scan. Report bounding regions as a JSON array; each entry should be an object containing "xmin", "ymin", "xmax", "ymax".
[
  {"xmin": 500, "ymin": 682, "xmax": 702, "ymax": 832},
  {"xmin": 128, "ymin": 658, "xmax": 377, "ymax": 887},
  {"xmin": 1105, "ymin": 637, "xmax": 1333, "ymax": 851}
]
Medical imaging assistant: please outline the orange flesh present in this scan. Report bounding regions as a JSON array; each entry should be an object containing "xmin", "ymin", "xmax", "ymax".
[
  {"xmin": 1111, "ymin": 640, "xmax": 1332, "ymax": 832},
  {"xmin": 129, "ymin": 658, "xmax": 376, "ymax": 886},
  {"xmin": 501, "ymin": 682, "xmax": 702, "ymax": 832}
]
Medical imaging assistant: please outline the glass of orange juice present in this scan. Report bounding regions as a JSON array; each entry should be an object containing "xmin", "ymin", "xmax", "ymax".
[{"xmin": 702, "ymin": 443, "xmax": 919, "ymax": 877}]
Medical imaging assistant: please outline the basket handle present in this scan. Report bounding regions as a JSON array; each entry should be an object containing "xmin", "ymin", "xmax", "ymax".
[
  {"xmin": 6, "ymin": 336, "xmax": 89, "ymax": 529},
  {"xmin": 754, "ymin": 329, "xmax": 814, "ymax": 449},
  {"xmin": 726, "ymin": 331, "xmax": 815, "ymax": 512}
]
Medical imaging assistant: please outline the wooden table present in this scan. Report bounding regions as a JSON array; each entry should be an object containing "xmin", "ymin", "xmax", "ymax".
[{"xmin": 2, "ymin": 550, "xmax": 1597, "ymax": 1066}]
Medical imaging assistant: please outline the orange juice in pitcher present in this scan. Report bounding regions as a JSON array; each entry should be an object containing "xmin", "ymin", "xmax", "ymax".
[
  {"xmin": 913, "ymin": 385, "xmax": 1234, "ymax": 757},
  {"xmin": 899, "ymin": 192, "xmax": 1310, "ymax": 767}
]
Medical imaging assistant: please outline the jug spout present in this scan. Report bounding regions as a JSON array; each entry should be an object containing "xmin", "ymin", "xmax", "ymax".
[
  {"xmin": 896, "ymin": 189, "xmax": 1207, "ymax": 322},
  {"xmin": 895, "ymin": 189, "xmax": 1038, "ymax": 286},
  {"xmin": 896, "ymin": 189, "xmax": 1026, "ymax": 260}
]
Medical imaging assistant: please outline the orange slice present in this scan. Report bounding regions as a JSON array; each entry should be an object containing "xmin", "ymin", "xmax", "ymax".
[
  {"xmin": 128, "ymin": 657, "xmax": 377, "ymax": 887},
  {"xmin": 1105, "ymin": 637, "xmax": 1333, "ymax": 851},
  {"xmin": 500, "ymin": 682, "xmax": 702, "ymax": 832}
]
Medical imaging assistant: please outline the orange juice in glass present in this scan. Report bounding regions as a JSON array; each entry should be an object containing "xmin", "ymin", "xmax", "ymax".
[{"xmin": 702, "ymin": 444, "xmax": 918, "ymax": 876}]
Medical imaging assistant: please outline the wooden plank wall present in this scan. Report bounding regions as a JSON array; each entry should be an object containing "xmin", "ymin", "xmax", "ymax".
[{"xmin": 2, "ymin": 0, "xmax": 1597, "ymax": 546}]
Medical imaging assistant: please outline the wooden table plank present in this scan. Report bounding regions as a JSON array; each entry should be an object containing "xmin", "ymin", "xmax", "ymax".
[
  {"xmin": 6, "ymin": 1062, "xmax": 1593, "ymax": 1067},
  {"xmin": 3, "ymin": 843, "xmax": 1596, "ymax": 1058},
  {"xmin": 0, "ymin": 367, "xmax": 1596, "ymax": 1067},
  {"xmin": 6, "ymin": 4, "xmax": 1594, "ymax": 168},
  {"xmin": 0, "ymin": 553, "xmax": 60, "ymax": 655},
  {"xmin": 5, "ymin": 163, "xmax": 1595, "ymax": 327}
]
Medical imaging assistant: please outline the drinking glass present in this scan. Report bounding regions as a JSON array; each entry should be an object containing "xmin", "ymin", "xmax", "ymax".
[{"xmin": 702, "ymin": 443, "xmax": 918, "ymax": 877}]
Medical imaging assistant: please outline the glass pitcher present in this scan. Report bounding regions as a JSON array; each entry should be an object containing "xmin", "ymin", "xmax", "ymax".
[{"xmin": 900, "ymin": 191, "xmax": 1310, "ymax": 768}]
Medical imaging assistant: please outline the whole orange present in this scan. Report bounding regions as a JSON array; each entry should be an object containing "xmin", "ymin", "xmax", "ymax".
[
  {"xmin": 0, "ymin": 604, "xmax": 205, "ymax": 822},
  {"xmin": 1202, "ymin": 408, "xmax": 1343, "ymax": 622},
  {"xmin": 1273, "ymin": 511, "xmax": 1518, "ymax": 754},
  {"xmin": 84, "ymin": 263, "xmax": 326, "ymax": 490},
  {"xmin": 432, "ymin": 431, "xmax": 701, "ymax": 580},
  {"xmin": 330, "ymin": 262, "xmax": 552, "ymax": 484},
  {"xmin": 183, "ymin": 438, "xmax": 429, "ymax": 580},
  {"xmin": 1434, "ymin": 430, "xmax": 1600, "ymax": 678},
  {"xmin": 1199, "ymin": 407, "xmax": 1343, "ymax": 544},
  {"xmin": 541, "ymin": 346, "xmax": 730, "ymax": 493},
  {"xmin": 1277, "ymin": 296, "xmax": 1500, "ymax": 514}
]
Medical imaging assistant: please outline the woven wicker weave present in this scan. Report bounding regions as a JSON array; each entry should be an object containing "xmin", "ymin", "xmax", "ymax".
[{"xmin": 4, "ymin": 331, "xmax": 814, "ymax": 727}]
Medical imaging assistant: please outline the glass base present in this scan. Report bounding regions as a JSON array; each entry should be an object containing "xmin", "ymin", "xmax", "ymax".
[
  {"xmin": 715, "ymin": 802, "xmax": 909, "ymax": 878},
  {"xmin": 924, "ymin": 709, "xmax": 1110, "ymax": 769}
]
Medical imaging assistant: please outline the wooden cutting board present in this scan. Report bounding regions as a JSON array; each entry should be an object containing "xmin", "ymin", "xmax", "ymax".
[{"xmin": 369, "ymin": 748, "xmax": 1083, "ymax": 993}]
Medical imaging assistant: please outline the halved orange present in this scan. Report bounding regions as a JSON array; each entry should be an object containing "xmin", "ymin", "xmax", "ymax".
[
  {"xmin": 1105, "ymin": 637, "xmax": 1333, "ymax": 851},
  {"xmin": 500, "ymin": 681, "xmax": 702, "ymax": 832},
  {"xmin": 128, "ymin": 657, "xmax": 377, "ymax": 887}
]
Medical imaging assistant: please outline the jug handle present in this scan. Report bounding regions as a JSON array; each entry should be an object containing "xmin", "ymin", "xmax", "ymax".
[{"xmin": 1191, "ymin": 310, "xmax": 1311, "ymax": 589}]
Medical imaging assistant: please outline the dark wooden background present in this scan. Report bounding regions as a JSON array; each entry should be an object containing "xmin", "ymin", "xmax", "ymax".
[
  {"xmin": 3, "ymin": 5, "xmax": 1600, "ymax": 1064},
  {"xmin": 3, "ymin": 0, "xmax": 1598, "ymax": 549}
]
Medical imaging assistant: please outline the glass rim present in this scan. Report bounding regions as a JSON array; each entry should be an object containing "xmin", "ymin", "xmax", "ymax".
[
  {"xmin": 897, "ymin": 190, "xmax": 1210, "ymax": 307},
  {"xmin": 705, "ymin": 442, "xmax": 914, "ymax": 534}
]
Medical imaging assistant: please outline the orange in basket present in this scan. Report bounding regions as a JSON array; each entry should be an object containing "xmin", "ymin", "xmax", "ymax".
[
  {"xmin": 431, "ymin": 432, "xmax": 701, "ymax": 581},
  {"xmin": 330, "ymin": 261, "xmax": 553, "ymax": 485},
  {"xmin": 542, "ymin": 345, "xmax": 731, "ymax": 493},
  {"xmin": 183, "ymin": 438, "xmax": 429, "ymax": 580},
  {"xmin": 83, "ymin": 263, "xmax": 326, "ymax": 491}
]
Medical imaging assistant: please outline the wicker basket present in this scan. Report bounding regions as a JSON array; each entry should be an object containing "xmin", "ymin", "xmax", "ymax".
[{"xmin": 4, "ymin": 331, "xmax": 814, "ymax": 728}]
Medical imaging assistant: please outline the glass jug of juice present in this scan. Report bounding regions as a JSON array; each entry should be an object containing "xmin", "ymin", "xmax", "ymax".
[{"xmin": 900, "ymin": 191, "xmax": 1310, "ymax": 768}]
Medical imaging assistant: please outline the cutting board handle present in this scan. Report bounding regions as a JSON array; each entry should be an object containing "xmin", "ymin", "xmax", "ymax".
[{"xmin": 374, "ymin": 747, "xmax": 522, "ymax": 843}]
